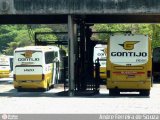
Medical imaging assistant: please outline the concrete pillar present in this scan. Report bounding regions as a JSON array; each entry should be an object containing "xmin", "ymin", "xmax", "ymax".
[{"xmin": 68, "ymin": 15, "xmax": 75, "ymax": 96}]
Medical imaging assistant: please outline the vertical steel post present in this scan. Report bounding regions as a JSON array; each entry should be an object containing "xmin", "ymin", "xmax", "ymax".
[{"xmin": 68, "ymin": 15, "xmax": 75, "ymax": 96}]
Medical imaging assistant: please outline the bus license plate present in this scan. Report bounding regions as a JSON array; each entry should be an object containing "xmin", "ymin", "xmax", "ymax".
[{"xmin": 127, "ymin": 75, "xmax": 135, "ymax": 78}]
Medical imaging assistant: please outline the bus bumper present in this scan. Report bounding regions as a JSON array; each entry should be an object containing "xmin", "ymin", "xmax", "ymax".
[
  {"xmin": 107, "ymin": 80, "xmax": 151, "ymax": 90},
  {"xmin": 0, "ymin": 71, "xmax": 10, "ymax": 78},
  {"xmin": 14, "ymin": 80, "xmax": 47, "ymax": 89}
]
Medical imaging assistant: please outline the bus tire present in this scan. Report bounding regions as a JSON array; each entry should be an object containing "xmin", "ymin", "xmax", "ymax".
[
  {"xmin": 140, "ymin": 90, "xmax": 150, "ymax": 96},
  {"xmin": 109, "ymin": 89, "xmax": 120, "ymax": 96},
  {"xmin": 44, "ymin": 83, "xmax": 49, "ymax": 92},
  {"xmin": 50, "ymin": 84, "xmax": 54, "ymax": 89},
  {"xmin": 109, "ymin": 89, "xmax": 115, "ymax": 96},
  {"xmin": 17, "ymin": 88, "xmax": 22, "ymax": 92}
]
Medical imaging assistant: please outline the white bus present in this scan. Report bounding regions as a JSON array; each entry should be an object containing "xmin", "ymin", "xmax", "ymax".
[
  {"xmin": 93, "ymin": 44, "xmax": 107, "ymax": 80},
  {"xmin": 107, "ymin": 34, "xmax": 152, "ymax": 96},
  {"xmin": 0, "ymin": 55, "xmax": 13, "ymax": 78},
  {"xmin": 13, "ymin": 46, "xmax": 63, "ymax": 91},
  {"xmin": 152, "ymin": 47, "xmax": 160, "ymax": 82}
]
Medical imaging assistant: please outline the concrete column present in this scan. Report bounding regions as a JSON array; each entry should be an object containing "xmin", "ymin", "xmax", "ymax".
[{"xmin": 68, "ymin": 15, "xmax": 75, "ymax": 96}]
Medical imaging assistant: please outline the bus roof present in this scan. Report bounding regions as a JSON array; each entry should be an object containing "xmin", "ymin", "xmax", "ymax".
[
  {"xmin": 14, "ymin": 46, "xmax": 60, "ymax": 52},
  {"xmin": 94, "ymin": 44, "xmax": 107, "ymax": 48},
  {"xmin": 0, "ymin": 55, "xmax": 13, "ymax": 58}
]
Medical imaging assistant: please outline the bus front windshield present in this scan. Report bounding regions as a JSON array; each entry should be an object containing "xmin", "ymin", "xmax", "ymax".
[{"xmin": 0, "ymin": 58, "xmax": 9, "ymax": 66}]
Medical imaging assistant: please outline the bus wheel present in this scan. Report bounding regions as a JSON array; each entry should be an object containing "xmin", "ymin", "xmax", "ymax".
[
  {"xmin": 17, "ymin": 88, "xmax": 22, "ymax": 92},
  {"xmin": 44, "ymin": 83, "xmax": 49, "ymax": 92},
  {"xmin": 50, "ymin": 84, "xmax": 54, "ymax": 89},
  {"xmin": 140, "ymin": 90, "xmax": 150, "ymax": 96},
  {"xmin": 109, "ymin": 89, "xmax": 120, "ymax": 96}
]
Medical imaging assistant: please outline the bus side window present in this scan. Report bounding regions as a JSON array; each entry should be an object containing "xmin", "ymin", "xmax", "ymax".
[
  {"xmin": 45, "ymin": 52, "xmax": 55, "ymax": 64},
  {"xmin": 59, "ymin": 50, "xmax": 66, "ymax": 61},
  {"xmin": 54, "ymin": 52, "xmax": 58, "ymax": 58}
]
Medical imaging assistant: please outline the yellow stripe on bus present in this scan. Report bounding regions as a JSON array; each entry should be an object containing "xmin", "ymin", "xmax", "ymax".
[{"xmin": 15, "ymin": 75, "xmax": 42, "ymax": 81}]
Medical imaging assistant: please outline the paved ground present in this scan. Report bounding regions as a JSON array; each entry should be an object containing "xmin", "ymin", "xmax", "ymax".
[{"xmin": 0, "ymin": 78, "xmax": 160, "ymax": 114}]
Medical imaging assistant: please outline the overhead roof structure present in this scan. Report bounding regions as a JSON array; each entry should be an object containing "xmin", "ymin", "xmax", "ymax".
[{"xmin": 0, "ymin": 0, "xmax": 160, "ymax": 23}]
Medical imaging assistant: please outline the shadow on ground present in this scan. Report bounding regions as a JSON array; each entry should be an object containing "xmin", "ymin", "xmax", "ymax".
[{"xmin": 0, "ymin": 89, "xmax": 150, "ymax": 98}]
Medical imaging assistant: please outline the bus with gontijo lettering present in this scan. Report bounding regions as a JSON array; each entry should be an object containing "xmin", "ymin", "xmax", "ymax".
[
  {"xmin": 0, "ymin": 55, "xmax": 13, "ymax": 78},
  {"xmin": 13, "ymin": 46, "xmax": 63, "ymax": 91},
  {"xmin": 107, "ymin": 34, "xmax": 152, "ymax": 96},
  {"xmin": 152, "ymin": 47, "xmax": 160, "ymax": 82},
  {"xmin": 93, "ymin": 44, "xmax": 107, "ymax": 82}
]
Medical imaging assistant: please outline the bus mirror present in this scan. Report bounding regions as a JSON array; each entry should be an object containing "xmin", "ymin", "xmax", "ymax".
[{"xmin": 53, "ymin": 57, "xmax": 58, "ymax": 63}]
